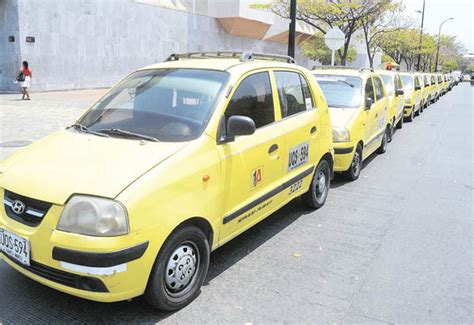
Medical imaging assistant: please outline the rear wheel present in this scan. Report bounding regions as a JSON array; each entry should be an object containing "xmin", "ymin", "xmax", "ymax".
[
  {"xmin": 406, "ymin": 108, "xmax": 414, "ymax": 122},
  {"xmin": 377, "ymin": 127, "xmax": 389, "ymax": 154},
  {"xmin": 415, "ymin": 104, "xmax": 421, "ymax": 116},
  {"xmin": 302, "ymin": 159, "xmax": 331, "ymax": 209},
  {"xmin": 343, "ymin": 144, "xmax": 362, "ymax": 181},
  {"xmin": 396, "ymin": 114, "xmax": 403, "ymax": 129},
  {"xmin": 145, "ymin": 226, "xmax": 210, "ymax": 311},
  {"xmin": 387, "ymin": 119, "xmax": 395, "ymax": 142}
]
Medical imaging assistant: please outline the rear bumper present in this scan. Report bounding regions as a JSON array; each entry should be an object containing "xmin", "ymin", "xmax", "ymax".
[{"xmin": 333, "ymin": 144, "xmax": 355, "ymax": 172}]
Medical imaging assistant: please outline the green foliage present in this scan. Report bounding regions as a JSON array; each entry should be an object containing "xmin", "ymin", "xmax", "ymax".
[
  {"xmin": 301, "ymin": 34, "xmax": 356, "ymax": 65},
  {"xmin": 466, "ymin": 64, "xmax": 474, "ymax": 74}
]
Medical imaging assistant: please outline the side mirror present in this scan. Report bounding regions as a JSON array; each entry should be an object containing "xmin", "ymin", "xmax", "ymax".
[
  {"xmin": 365, "ymin": 98, "xmax": 374, "ymax": 110},
  {"xmin": 415, "ymin": 85, "xmax": 421, "ymax": 91},
  {"xmin": 225, "ymin": 115, "xmax": 256, "ymax": 142},
  {"xmin": 425, "ymin": 83, "xmax": 430, "ymax": 87},
  {"xmin": 396, "ymin": 89, "xmax": 404, "ymax": 96}
]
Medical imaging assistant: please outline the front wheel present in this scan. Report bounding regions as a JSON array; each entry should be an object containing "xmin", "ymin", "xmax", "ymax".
[
  {"xmin": 302, "ymin": 159, "xmax": 331, "ymax": 209},
  {"xmin": 343, "ymin": 144, "xmax": 362, "ymax": 181},
  {"xmin": 145, "ymin": 226, "xmax": 210, "ymax": 311},
  {"xmin": 377, "ymin": 127, "xmax": 389, "ymax": 154}
]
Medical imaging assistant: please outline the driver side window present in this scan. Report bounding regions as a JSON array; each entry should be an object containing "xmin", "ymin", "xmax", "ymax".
[
  {"xmin": 225, "ymin": 72, "xmax": 275, "ymax": 129},
  {"xmin": 365, "ymin": 78, "xmax": 375, "ymax": 102}
]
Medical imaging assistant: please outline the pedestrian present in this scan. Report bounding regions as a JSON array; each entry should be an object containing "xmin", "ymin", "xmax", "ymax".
[{"xmin": 17, "ymin": 61, "xmax": 32, "ymax": 100}]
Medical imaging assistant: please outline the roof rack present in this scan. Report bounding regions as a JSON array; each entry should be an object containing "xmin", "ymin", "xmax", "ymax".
[
  {"xmin": 313, "ymin": 65, "xmax": 374, "ymax": 72},
  {"xmin": 165, "ymin": 51, "xmax": 296, "ymax": 64}
]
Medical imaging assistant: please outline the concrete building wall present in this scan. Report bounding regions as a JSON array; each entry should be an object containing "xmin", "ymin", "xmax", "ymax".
[
  {"xmin": 2, "ymin": 0, "xmax": 310, "ymax": 92},
  {"xmin": 0, "ymin": 0, "xmax": 21, "ymax": 91}
]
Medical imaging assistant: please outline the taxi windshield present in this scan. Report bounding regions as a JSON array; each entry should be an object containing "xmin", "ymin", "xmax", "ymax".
[
  {"xmin": 380, "ymin": 75, "xmax": 394, "ymax": 96},
  {"xmin": 77, "ymin": 69, "xmax": 229, "ymax": 142},
  {"xmin": 401, "ymin": 75, "xmax": 413, "ymax": 89},
  {"xmin": 315, "ymin": 75, "xmax": 362, "ymax": 108}
]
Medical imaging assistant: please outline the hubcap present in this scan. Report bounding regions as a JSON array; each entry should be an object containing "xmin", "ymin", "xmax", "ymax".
[
  {"xmin": 316, "ymin": 171, "xmax": 326, "ymax": 197},
  {"xmin": 165, "ymin": 244, "xmax": 198, "ymax": 294}
]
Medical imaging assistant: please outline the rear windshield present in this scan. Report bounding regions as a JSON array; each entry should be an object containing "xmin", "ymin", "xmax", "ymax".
[
  {"xmin": 314, "ymin": 74, "xmax": 363, "ymax": 108},
  {"xmin": 380, "ymin": 75, "xmax": 394, "ymax": 96},
  {"xmin": 78, "ymin": 69, "xmax": 229, "ymax": 142}
]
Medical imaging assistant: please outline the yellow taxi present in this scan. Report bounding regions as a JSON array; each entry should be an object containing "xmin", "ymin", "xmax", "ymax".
[
  {"xmin": 0, "ymin": 51, "xmax": 334, "ymax": 310},
  {"xmin": 423, "ymin": 73, "xmax": 436, "ymax": 104},
  {"xmin": 314, "ymin": 68, "xmax": 391, "ymax": 181},
  {"xmin": 400, "ymin": 72, "xmax": 422, "ymax": 122},
  {"xmin": 430, "ymin": 74, "xmax": 440, "ymax": 102},
  {"xmin": 378, "ymin": 70, "xmax": 405, "ymax": 138},
  {"xmin": 436, "ymin": 74, "xmax": 446, "ymax": 96},
  {"xmin": 416, "ymin": 73, "xmax": 429, "ymax": 112}
]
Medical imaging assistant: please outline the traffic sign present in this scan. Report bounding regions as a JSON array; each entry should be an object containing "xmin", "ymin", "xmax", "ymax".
[{"xmin": 324, "ymin": 27, "xmax": 345, "ymax": 50}]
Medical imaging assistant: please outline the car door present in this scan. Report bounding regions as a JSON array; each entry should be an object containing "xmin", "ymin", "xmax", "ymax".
[
  {"xmin": 273, "ymin": 70, "xmax": 319, "ymax": 198},
  {"xmin": 217, "ymin": 71, "xmax": 285, "ymax": 243},
  {"xmin": 395, "ymin": 75, "xmax": 404, "ymax": 120},
  {"xmin": 372, "ymin": 76, "xmax": 388, "ymax": 145},
  {"xmin": 363, "ymin": 77, "xmax": 377, "ymax": 155}
]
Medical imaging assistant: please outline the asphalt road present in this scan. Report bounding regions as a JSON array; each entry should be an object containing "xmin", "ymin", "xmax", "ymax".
[{"xmin": 0, "ymin": 83, "xmax": 472, "ymax": 324}]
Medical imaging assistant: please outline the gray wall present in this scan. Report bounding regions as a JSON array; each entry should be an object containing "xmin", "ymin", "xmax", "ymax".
[
  {"xmin": 0, "ymin": 0, "xmax": 21, "ymax": 91},
  {"xmin": 2, "ymin": 0, "xmax": 310, "ymax": 92}
]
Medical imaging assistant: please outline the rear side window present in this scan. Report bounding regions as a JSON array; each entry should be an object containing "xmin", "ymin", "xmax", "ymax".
[
  {"xmin": 365, "ymin": 78, "xmax": 375, "ymax": 101},
  {"xmin": 373, "ymin": 77, "xmax": 384, "ymax": 100},
  {"xmin": 225, "ymin": 72, "xmax": 275, "ymax": 129},
  {"xmin": 380, "ymin": 75, "xmax": 394, "ymax": 96},
  {"xmin": 414, "ymin": 76, "xmax": 421, "ymax": 88},
  {"xmin": 274, "ymin": 71, "xmax": 313, "ymax": 118}
]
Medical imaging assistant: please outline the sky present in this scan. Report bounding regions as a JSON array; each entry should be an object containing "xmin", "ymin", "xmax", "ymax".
[{"xmin": 402, "ymin": 0, "xmax": 473, "ymax": 53}]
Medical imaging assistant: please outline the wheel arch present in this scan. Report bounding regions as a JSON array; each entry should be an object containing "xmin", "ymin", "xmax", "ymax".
[{"xmin": 173, "ymin": 217, "xmax": 214, "ymax": 249}]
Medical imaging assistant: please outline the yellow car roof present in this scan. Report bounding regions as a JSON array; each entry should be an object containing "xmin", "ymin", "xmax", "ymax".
[{"xmin": 312, "ymin": 68, "xmax": 365, "ymax": 77}]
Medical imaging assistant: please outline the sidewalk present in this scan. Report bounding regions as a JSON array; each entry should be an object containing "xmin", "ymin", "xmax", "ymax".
[{"xmin": 0, "ymin": 89, "xmax": 107, "ymax": 160}]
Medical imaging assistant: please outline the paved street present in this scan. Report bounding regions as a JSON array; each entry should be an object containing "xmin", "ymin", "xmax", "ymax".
[{"xmin": 0, "ymin": 84, "xmax": 472, "ymax": 323}]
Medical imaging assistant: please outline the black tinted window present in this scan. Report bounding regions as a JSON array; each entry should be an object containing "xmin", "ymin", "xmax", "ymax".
[
  {"xmin": 365, "ymin": 78, "xmax": 375, "ymax": 101},
  {"xmin": 225, "ymin": 72, "xmax": 274, "ymax": 129},
  {"xmin": 275, "ymin": 71, "xmax": 313, "ymax": 118},
  {"xmin": 374, "ymin": 77, "xmax": 384, "ymax": 100}
]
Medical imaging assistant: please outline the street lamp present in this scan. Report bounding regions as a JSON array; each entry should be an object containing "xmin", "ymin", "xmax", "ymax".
[
  {"xmin": 434, "ymin": 17, "xmax": 454, "ymax": 72},
  {"xmin": 415, "ymin": 0, "xmax": 425, "ymax": 71}
]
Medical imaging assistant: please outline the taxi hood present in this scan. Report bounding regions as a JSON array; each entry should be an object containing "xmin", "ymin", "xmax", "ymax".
[
  {"xmin": 328, "ymin": 107, "xmax": 359, "ymax": 128},
  {"xmin": 0, "ymin": 130, "xmax": 187, "ymax": 205}
]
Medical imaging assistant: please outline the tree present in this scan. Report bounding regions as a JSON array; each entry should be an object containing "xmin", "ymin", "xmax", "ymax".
[
  {"xmin": 359, "ymin": 1, "xmax": 410, "ymax": 68},
  {"xmin": 376, "ymin": 28, "xmax": 419, "ymax": 68},
  {"xmin": 436, "ymin": 35, "xmax": 465, "ymax": 72},
  {"xmin": 254, "ymin": 0, "xmax": 398, "ymax": 66},
  {"xmin": 301, "ymin": 33, "xmax": 356, "ymax": 65},
  {"xmin": 466, "ymin": 63, "xmax": 474, "ymax": 74}
]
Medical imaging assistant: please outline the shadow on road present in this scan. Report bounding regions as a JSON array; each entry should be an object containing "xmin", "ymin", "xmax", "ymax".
[
  {"xmin": 330, "ymin": 151, "xmax": 379, "ymax": 188},
  {"xmin": 1, "ymin": 199, "xmax": 310, "ymax": 323}
]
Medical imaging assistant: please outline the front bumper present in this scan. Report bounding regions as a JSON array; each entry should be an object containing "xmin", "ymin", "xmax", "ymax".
[
  {"xmin": 0, "ymin": 188, "xmax": 165, "ymax": 303},
  {"xmin": 333, "ymin": 143, "xmax": 355, "ymax": 172},
  {"xmin": 404, "ymin": 104, "xmax": 414, "ymax": 117}
]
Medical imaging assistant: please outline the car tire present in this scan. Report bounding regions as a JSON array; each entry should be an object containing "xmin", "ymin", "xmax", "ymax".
[
  {"xmin": 302, "ymin": 159, "xmax": 331, "ymax": 209},
  {"xmin": 343, "ymin": 144, "xmax": 362, "ymax": 181},
  {"xmin": 396, "ymin": 114, "xmax": 403, "ymax": 129},
  {"xmin": 407, "ymin": 108, "xmax": 414, "ymax": 122},
  {"xmin": 415, "ymin": 104, "xmax": 421, "ymax": 116},
  {"xmin": 387, "ymin": 119, "xmax": 394, "ymax": 142},
  {"xmin": 145, "ymin": 225, "xmax": 210, "ymax": 311},
  {"xmin": 377, "ymin": 127, "xmax": 389, "ymax": 154}
]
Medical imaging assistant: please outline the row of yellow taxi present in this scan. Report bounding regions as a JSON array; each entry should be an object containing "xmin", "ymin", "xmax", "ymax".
[{"xmin": 0, "ymin": 52, "xmax": 455, "ymax": 311}]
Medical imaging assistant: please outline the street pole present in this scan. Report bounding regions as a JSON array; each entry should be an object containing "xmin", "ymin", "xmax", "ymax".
[
  {"xmin": 288, "ymin": 0, "xmax": 297, "ymax": 58},
  {"xmin": 416, "ymin": 0, "xmax": 425, "ymax": 71},
  {"xmin": 331, "ymin": 50, "xmax": 335, "ymax": 66},
  {"xmin": 434, "ymin": 17, "xmax": 454, "ymax": 72}
]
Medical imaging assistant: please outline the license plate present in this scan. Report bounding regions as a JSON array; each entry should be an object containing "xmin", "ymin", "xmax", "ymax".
[
  {"xmin": 0, "ymin": 228, "xmax": 30, "ymax": 266},
  {"xmin": 288, "ymin": 141, "xmax": 309, "ymax": 172}
]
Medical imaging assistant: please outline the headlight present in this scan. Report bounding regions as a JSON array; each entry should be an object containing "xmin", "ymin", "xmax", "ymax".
[
  {"xmin": 57, "ymin": 195, "xmax": 129, "ymax": 237},
  {"xmin": 332, "ymin": 127, "xmax": 350, "ymax": 143}
]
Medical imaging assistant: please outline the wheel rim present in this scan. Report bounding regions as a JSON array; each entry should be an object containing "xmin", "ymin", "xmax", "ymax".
[
  {"xmin": 165, "ymin": 242, "xmax": 200, "ymax": 298},
  {"xmin": 351, "ymin": 150, "xmax": 361, "ymax": 176},
  {"xmin": 315, "ymin": 169, "xmax": 328, "ymax": 202},
  {"xmin": 382, "ymin": 130, "xmax": 387, "ymax": 151}
]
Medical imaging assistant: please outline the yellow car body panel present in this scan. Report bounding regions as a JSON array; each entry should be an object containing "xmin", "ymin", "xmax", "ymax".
[
  {"xmin": 0, "ymin": 57, "xmax": 333, "ymax": 303},
  {"xmin": 400, "ymin": 73, "xmax": 422, "ymax": 118},
  {"xmin": 313, "ymin": 69, "xmax": 390, "ymax": 173},
  {"xmin": 417, "ymin": 73, "xmax": 430, "ymax": 108}
]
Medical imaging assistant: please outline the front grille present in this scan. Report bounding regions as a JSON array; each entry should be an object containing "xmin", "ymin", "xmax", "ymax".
[
  {"xmin": 3, "ymin": 190, "xmax": 52, "ymax": 227},
  {"xmin": 3, "ymin": 254, "xmax": 108, "ymax": 293}
]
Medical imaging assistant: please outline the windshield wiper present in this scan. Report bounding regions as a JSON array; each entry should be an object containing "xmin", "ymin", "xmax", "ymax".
[
  {"xmin": 97, "ymin": 128, "xmax": 159, "ymax": 142},
  {"xmin": 68, "ymin": 123, "xmax": 110, "ymax": 137},
  {"xmin": 336, "ymin": 80, "xmax": 355, "ymax": 88}
]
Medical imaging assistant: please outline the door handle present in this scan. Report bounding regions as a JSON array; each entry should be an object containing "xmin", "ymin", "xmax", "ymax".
[
  {"xmin": 268, "ymin": 144, "xmax": 279, "ymax": 154},
  {"xmin": 310, "ymin": 126, "xmax": 317, "ymax": 134},
  {"xmin": 375, "ymin": 113, "xmax": 378, "ymax": 118}
]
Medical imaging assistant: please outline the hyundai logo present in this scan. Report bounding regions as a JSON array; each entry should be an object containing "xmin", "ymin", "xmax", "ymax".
[{"xmin": 11, "ymin": 200, "xmax": 26, "ymax": 215}]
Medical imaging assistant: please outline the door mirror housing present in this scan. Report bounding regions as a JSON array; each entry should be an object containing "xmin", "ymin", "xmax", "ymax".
[
  {"xmin": 415, "ymin": 85, "xmax": 422, "ymax": 91},
  {"xmin": 396, "ymin": 89, "xmax": 404, "ymax": 96},
  {"xmin": 365, "ymin": 98, "xmax": 374, "ymax": 110},
  {"xmin": 225, "ymin": 115, "xmax": 256, "ymax": 142}
]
